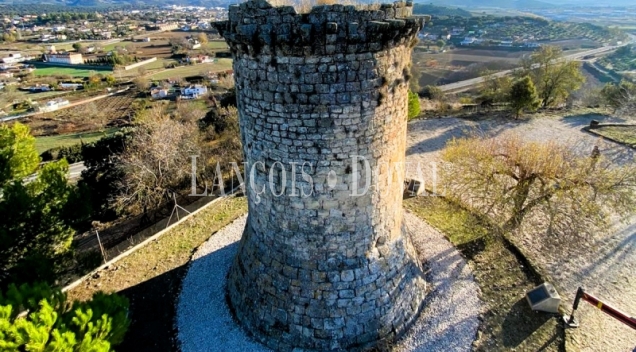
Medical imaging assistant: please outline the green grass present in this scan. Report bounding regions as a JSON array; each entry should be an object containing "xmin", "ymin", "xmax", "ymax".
[
  {"xmin": 592, "ymin": 125, "xmax": 636, "ymax": 147},
  {"xmin": 404, "ymin": 196, "xmax": 564, "ymax": 351},
  {"xmin": 35, "ymin": 128, "xmax": 119, "ymax": 153},
  {"xmin": 34, "ymin": 66, "xmax": 112, "ymax": 78},
  {"xmin": 206, "ymin": 40, "xmax": 229, "ymax": 50},
  {"xmin": 150, "ymin": 59, "xmax": 233, "ymax": 80}
]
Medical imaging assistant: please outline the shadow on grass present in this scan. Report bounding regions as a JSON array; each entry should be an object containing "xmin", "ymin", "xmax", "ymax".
[
  {"xmin": 117, "ymin": 264, "xmax": 187, "ymax": 352},
  {"xmin": 501, "ymin": 298, "xmax": 559, "ymax": 349},
  {"xmin": 455, "ymin": 237, "xmax": 488, "ymax": 261},
  {"xmin": 560, "ymin": 112, "xmax": 625, "ymax": 128}
]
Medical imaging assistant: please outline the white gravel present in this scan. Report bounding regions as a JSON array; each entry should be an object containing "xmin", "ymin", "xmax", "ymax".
[
  {"xmin": 395, "ymin": 212, "xmax": 481, "ymax": 352},
  {"xmin": 177, "ymin": 213, "xmax": 481, "ymax": 352},
  {"xmin": 176, "ymin": 215, "xmax": 270, "ymax": 352}
]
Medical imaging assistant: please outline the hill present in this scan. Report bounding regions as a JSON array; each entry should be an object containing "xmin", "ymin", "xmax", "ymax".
[{"xmin": 413, "ymin": 4, "xmax": 472, "ymax": 18}]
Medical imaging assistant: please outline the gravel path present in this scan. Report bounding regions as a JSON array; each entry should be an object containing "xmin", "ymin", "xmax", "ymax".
[
  {"xmin": 176, "ymin": 213, "xmax": 481, "ymax": 352},
  {"xmin": 406, "ymin": 113, "xmax": 636, "ymax": 351}
]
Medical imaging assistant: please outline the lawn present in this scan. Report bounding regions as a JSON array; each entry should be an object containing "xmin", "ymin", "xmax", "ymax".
[
  {"xmin": 66, "ymin": 195, "xmax": 248, "ymax": 352},
  {"xmin": 35, "ymin": 127, "xmax": 119, "ymax": 153},
  {"xmin": 404, "ymin": 196, "xmax": 565, "ymax": 351},
  {"xmin": 150, "ymin": 59, "xmax": 233, "ymax": 80},
  {"xmin": 591, "ymin": 125, "xmax": 636, "ymax": 147},
  {"xmin": 206, "ymin": 40, "xmax": 229, "ymax": 50},
  {"xmin": 34, "ymin": 66, "xmax": 112, "ymax": 78}
]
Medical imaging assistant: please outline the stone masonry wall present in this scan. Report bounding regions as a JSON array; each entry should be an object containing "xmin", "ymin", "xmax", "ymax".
[{"xmin": 216, "ymin": 1, "xmax": 428, "ymax": 350}]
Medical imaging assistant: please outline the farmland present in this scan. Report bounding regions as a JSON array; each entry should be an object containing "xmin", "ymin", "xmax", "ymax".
[
  {"xmin": 150, "ymin": 59, "xmax": 233, "ymax": 80},
  {"xmin": 413, "ymin": 48, "xmax": 524, "ymax": 86},
  {"xmin": 34, "ymin": 127, "xmax": 120, "ymax": 153},
  {"xmin": 34, "ymin": 66, "xmax": 112, "ymax": 77},
  {"xmin": 24, "ymin": 91, "xmax": 137, "ymax": 136}
]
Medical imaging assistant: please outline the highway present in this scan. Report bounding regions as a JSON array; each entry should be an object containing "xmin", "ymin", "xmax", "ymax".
[
  {"xmin": 437, "ymin": 44, "xmax": 627, "ymax": 93},
  {"xmin": 24, "ymin": 162, "xmax": 86, "ymax": 183}
]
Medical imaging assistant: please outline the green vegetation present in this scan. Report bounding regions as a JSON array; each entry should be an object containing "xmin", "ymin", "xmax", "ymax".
[
  {"xmin": 601, "ymin": 80, "xmax": 636, "ymax": 113},
  {"xmin": 0, "ymin": 123, "xmax": 90, "ymax": 287},
  {"xmin": 412, "ymin": 4, "xmax": 472, "ymax": 18},
  {"xmin": 591, "ymin": 125, "xmax": 636, "ymax": 147},
  {"xmin": 35, "ymin": 128, "xmax": 119, "ymax": 154},
  {"xmin": 407, "ymin": 90, "xmax": 421, "ymax": 120},
  {"xmin": 206, "ymin": 40, "xmax": 229, "ymax": 50},
  {"xmin": 430, "ymin": 15, "xmax": 626, "ymax": 46},
  {"xmin": 508, "ymin": 76, "xmax": 539, "ymax": 118},
  {"xmin": 598, "ymin": 45, "xmax": 636, "ymax": 72},
  {"xmin": 34, "ymin": 66, "xmax": 112, "ymax": 78},
  {"xmin": 150, "ymin": 59, "xmax": 233, "ymax": 80},
  {"xmin": 0, "ymin": 282, "xmax": 129, "ymax": 351},
  {"xmin": 521, "ymin": 46, "xmax": 586, "ymax": 108},
  {"xmin": 404, "ymin": 196, "xmax": 564, "ymax": 351}
]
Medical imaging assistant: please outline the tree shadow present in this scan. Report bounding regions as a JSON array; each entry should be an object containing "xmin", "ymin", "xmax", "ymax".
[
  {"xmin": 117, "ymin": 264, "xmax": 187, "ymax": 352},
  {"xmin": 455, "ymin": 237, "xmax": 487, "ymax": 262},
  {"xmin": 501, "ymin": 298, "xmax": 559, "ymax": 349},
  {"xmin": 560, "ymin": 112, "xmax": 627, "ymax": 128}
]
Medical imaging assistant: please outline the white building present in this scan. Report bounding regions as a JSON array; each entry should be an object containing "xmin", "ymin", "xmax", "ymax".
[
  {"xmin": 45, "ymin": 53, "xmax": 84, "ymax": 65},
  {"xmin": 181, "ymin": 84, "xmax": 207, "ymax": 99},
  {"xmin": 1, "ymin": 53, "xmax": 23, "ymax": 64},
  {"xmin": 151, "ymin": 88, "xmax": 170, "ymax": 99},
  {"xmin": 41, "ymin": 98, "xmax": 70, "ymax": 112}
]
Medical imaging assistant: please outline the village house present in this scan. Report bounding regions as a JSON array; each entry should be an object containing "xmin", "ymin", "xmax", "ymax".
[
  {"xmin": 40, "ymin": 98, "xmax": 70, "ymax": 112},
  {"xmin": 181, "ymin": 84, "xmax": 207, "ymax": 99},
  {"xmin": 44, "ymin": 53, "xmax": 84, "ymax": 65}
]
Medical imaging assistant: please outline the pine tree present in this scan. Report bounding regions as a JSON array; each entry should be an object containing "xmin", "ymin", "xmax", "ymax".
[
  {"xmin": 508, "ymin": 76, "xmax": 539, "ymax": 119},
  {"xmin": 0, "ymin": 283, "xmax": 130, "ymax": 351}
]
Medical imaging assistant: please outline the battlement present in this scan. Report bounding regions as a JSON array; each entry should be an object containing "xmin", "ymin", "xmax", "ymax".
[{"xmin": 215, "ymin": 0, "xmax": 428, "ymax": 56}]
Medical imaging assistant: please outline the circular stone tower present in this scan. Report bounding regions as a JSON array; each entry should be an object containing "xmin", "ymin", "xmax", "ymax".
[{"xmin": 216, "ymin": 1, "xmax": 427, "ymax": 350}]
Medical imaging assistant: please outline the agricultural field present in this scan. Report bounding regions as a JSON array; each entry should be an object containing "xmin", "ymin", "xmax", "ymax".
[
  {"xmin": 413, "ymin": 48, "xmax": 524, "ymax": 86},
  {"xmin": 34, "ymin": 66, "xmax": 112, "ymax": 78},
  {"xmin": 24, "ymin": 92, "xmax": 137, "ymax": 136},
  {"xmin": 34, "ymin": 127, "xmax": 119, "ymax": 153},
  {"xmin": 206, "ymin": 40, "xmax": 229, "ymax": 50},
  {"xmin": 150, "ymin": 59, "xmax": 233, "ymax": 80}
]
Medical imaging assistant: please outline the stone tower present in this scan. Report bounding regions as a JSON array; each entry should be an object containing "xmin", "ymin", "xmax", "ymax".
[{"xmin": 216, "ymin": 1, "xmax": 427, "ymax": 350}]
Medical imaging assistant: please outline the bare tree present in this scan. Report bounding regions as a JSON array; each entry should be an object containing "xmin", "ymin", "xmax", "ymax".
[
  {"xmin": 115, "ymin": 107, "xmax": 201, "ymax": 216},
  {"xmin": 133, "ymin": 76, "xmax": 151, "ymax": 91},
  {"xmin": 441, "ymin": 134, "xmax": 636, "ymax": 238}
]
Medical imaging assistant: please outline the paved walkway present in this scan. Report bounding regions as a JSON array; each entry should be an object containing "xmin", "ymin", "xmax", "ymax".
[{"xmin": 405, "ymin": 113, "xmax": 636, "ymax": 351}]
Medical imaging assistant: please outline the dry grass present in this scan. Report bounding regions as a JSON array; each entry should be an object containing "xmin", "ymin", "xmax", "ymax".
[{"xmin": 66, "ymin": 195, "xmax": 247, "ymax": 351}]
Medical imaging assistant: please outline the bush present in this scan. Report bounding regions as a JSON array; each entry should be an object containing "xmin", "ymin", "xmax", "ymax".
[
  {"xmin": 407, "ymin": 90, "xmax": 421, "ymax": 120},
  {"xmin": 421, "ymin": 85, "xmax": 445, "ymax": 101},
  {"xmin": 0, "ymin": 282, "xmax": 130, "ymax": 351}
]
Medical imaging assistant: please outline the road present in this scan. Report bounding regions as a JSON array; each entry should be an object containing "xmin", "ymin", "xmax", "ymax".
[
  {"xmin": 437, "ymin": 44, "xmax": 627, "ymax": 93},
  {"xmin": 24, "ymin": 162, "xmax": 86, "ymax": 183}
]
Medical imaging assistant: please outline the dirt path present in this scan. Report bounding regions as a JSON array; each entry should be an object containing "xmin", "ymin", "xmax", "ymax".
[{"xmin": 405, "ymin": 113, "xmax": 636, "ymax": 351}]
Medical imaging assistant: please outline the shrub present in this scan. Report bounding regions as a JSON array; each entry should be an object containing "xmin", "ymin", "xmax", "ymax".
[
  {"xmin": 0, "ymin": 282, "xmax": 130, "ymax": 351},
  {"xmin": 421, "ymin": 85, "xmax": 445, "ymax": 101},
  {"xmin": 407, "ymin": 90, "xmax": 421, "ymax": 120}
]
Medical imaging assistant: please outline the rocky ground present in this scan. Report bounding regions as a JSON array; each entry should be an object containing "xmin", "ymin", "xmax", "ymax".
[{"xmin": 405, "ymin": 112, "xmax": 636, "ymax": 352}]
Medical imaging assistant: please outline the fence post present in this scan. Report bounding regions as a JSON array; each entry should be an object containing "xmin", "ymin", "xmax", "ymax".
[{"xmin": 95, "ymin": 230, "xmax": 107, "ymax": 264}]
